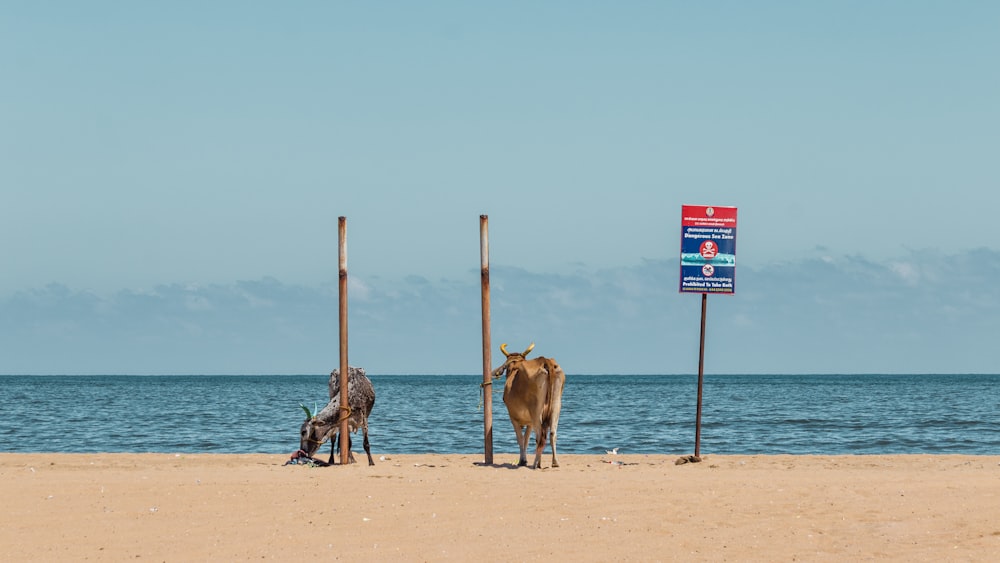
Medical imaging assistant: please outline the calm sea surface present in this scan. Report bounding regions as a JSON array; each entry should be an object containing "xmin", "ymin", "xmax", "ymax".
[{"xmin": 1, "ymin": 374, "xmax": 997, "ymax": 456}]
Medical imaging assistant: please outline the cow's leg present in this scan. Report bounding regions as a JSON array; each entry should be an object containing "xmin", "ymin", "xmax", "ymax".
[
  {"xmin": 530, "ymin": 409, "xmax": 548, "ymax": 469},
  {"xmin": 549, "ymin": 423, "xmax": 560, "ymax": 468},
  {"xmin": 531, "ymin": 424, "xmax": 547, "ymax": 469},
  {"xmin": 548, "ymin": 373, "xmax": 565, "ymax": 468},
  {"xmin": 549, "ymin": 413, "xmax": 562, "ymax": 469},
  {"xmin": 512, "ymin": 421, "xmax": 528, "ymax": 466},
  {"xmin": 362, "ymin": 427, "xmax": 374, "ymax": 466},
  {"xmin": 518, "ymin": 426, "xmax": 530, "ymax": 467},
  {"xmin": 331, "ymin": 433, "xmax": 357, "ymax": 464},
  {"xmin": 531, "ymin": 428, "xmax": 545, "ymax": 469},
  {"xmin": 347, "ymin": 435, "xmax": 357, "ymax": 464},
  {"xmin": 539, "ymin": 423, "xmax": 555, "ymax": 468}
]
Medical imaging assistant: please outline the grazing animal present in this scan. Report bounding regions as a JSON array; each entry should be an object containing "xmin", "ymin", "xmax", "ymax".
[
  {"xmin": 492, "ymin": 342, "xmax": 566, "ymax": 469},
  {"xmin": 299, "ymin": 366, "xmax": 376, "ymax": 465}
]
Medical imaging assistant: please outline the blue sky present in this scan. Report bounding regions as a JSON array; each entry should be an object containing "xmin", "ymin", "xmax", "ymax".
[{"xmin": 2, "ymin": 2, "xmax": 998, "ymax": 374}]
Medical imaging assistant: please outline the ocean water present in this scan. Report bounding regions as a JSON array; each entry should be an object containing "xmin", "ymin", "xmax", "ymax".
[{"xmin": 0, "ymin": 374, "xmax": 997, "ymax": 456}]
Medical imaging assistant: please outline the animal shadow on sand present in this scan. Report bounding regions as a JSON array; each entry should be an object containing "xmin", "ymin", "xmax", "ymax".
[{"xmin": 473, "ymin": 461, "xmax": 559, "ymax": 470}]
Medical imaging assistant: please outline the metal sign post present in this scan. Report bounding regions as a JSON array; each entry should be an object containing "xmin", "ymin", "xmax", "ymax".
[
  {"xmin": 695, "ymin": 293, "xmax": 708, "ymax": 458},
  {"xmin": 680, "ymin": 205, "xmax": 738, "ymax": 460}
]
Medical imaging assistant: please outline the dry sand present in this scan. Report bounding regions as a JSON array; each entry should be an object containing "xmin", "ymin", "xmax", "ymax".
[{"xmin": 2, "ymin": 452, "xmax": 998, "ymax": 561}]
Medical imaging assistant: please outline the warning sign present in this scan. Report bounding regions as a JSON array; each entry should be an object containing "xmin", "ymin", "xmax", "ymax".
[{"xmin": 679, "ymin": 205, "xmax": 737, "ymax": 294}]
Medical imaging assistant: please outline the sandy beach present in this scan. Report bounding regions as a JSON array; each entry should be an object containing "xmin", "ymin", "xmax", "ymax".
[{"xmin": 2, "ymin": 453, "xmax": 998, "ymax": 561}]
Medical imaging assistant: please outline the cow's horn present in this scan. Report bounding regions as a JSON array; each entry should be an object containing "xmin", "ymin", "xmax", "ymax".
[
  {"xmin": 523, "ymin": 342, "xmax": 535, "ymax": 356},
  {"xmin": 300, "ymin": 403, "xmax": 312, "ymax": 420},
  {"xmin": 500, "ymin": 343, "xmax": 510, "ymax": 357}
]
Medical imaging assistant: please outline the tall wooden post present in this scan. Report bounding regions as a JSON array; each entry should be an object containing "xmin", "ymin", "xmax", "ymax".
[
  {"xmin": 480, "ymin": 215, "xmax": 494, "ymax": 465},
  {"xmin": 694, "ymin": 293, "xmax": 707, "ymax": 459},
  {"xmin": 338, "ymin": 216, "xmax": 350, "ymax": 465}
]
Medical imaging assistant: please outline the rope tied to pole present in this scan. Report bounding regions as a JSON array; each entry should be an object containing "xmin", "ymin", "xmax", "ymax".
[
  {"xmin": 338, "ymin": 404, "xmax": 353, "ymax": 417},
  {"xmin": 478, "ymin": 380, "xmax": 494, "ymax": 411}
]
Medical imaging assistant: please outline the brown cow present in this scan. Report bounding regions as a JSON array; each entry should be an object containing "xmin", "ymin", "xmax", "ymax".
[{"xmin": 491, "ymin": 342, "xmax": 566, "ymax": 469}]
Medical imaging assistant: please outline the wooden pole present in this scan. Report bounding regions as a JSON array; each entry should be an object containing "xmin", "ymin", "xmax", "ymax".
[
  {"xmin": 480, "ymin": 215, "xmax": 494, "ymax": 465},
  {"xmin": 694, "ymin": 293, "xmax": 707, "ymax": 459},
  {"xmin": 338, "ymin": 216, "xmax": 350, "ymax": 465}
]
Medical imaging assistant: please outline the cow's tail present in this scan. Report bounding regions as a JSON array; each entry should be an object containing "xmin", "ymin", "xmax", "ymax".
[{"xmin": 540, "ymin": 358, "xmax": 563, "ymax": 431}]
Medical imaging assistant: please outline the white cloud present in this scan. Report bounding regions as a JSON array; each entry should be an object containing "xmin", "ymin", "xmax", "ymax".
[
  {"xmin": 889, "ymin": 262, "xmax": 920, "ymax": 285},
  {"xmin": 2, "ymin": 249, "xmax": 998, "ymax": 375}
]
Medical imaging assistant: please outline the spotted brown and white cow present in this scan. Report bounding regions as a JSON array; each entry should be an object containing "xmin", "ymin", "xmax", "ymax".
[
  {"xmin": 299, "ymin": 366, "xmax": 376, "ymax": 466},
  {"xmin": 491, "ymin": 343, "xmax": 566, "ymax": 469}
]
